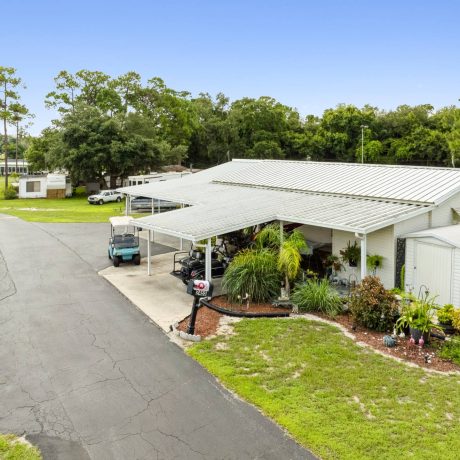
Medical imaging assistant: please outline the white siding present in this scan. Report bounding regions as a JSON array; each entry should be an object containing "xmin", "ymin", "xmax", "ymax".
[
  {"xmin": 431, "ymin": 194, "xmax": 460, "ymax": 227},
  {"xmin": 405, "ymin": 239, "xmax": 415, "ymax": 290},
  {"xmin": 367, "ymin": 225, "xmax": 395, "ymax": 288},
  {"xmin": 18, "ymin": 177, "xmax": 47, "ymax": 199},
  {"xmin": 332, "ymin": 227, "xmax": 395, "ymax": 288},
  {"xmin": 332, "ymin": 230, "xmax": 361, "ymax": 283},
  {"xmin": 406, "ymin": 237, "xmax": 460, "ymax": 307},
  {"xmin": 394, "ymin": 213, "xmax": 430, "ymax": 236},
  {"xmin": 296, "ymin": 225, "xmax": 332, "ymax": 244},
  {"xmin": 454, "ymin": 248, "xmax": 460, "ymax": 307},
  {"xmin": 413, "ymin": 241, "xmax": 453, "ymax": 304}
]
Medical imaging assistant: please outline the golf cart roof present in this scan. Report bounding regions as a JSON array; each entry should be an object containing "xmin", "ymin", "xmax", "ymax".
[{"xmin": 109, "ymin": 216, "xmax": 135, "ymax": 228}]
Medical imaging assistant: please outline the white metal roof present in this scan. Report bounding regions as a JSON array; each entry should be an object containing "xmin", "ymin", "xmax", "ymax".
[
  {"xmin": 213, "ymin": 160, "xmax": 460, "ymax": 205},
  {"xmin": 118, "ymin": 160, "xmax": 258, "ymax": 204},
  {"xmin": 132, "ymin": 186, "xmax": 430, "ymax": 241},
  {"xmin": 404, "ymin": 225, "xmax": 460, "ymax": 248},
  {"xmin": 124, "ymin": 159, "xmax": 460, "ymax": 241}
]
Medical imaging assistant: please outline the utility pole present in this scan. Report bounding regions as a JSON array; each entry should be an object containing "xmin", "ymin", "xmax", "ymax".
[{"xmin": 360, "ymin": 125, "xmax": 368, "ymax": 164}]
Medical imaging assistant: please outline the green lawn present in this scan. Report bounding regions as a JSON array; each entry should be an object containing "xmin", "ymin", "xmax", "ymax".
[
  {"xmin": 0, "ymin": 434, "xmax": 42, "ymax": 459},
  {"xmin": 188, "ymin": 318, "xmax": 460, "ymax": 460},
  {"xmin": 0, "ymin": 195, "xmax": 128, "ymax": 223}
]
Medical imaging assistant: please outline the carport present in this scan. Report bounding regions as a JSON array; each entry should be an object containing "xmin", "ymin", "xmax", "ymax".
[
  {"xmin": 119, "ymin": 159, "xmax": 450, "ymax": 286},
  {"xmin": 128, "ymin": 183, "xmax": 427, "ymax": 281}
]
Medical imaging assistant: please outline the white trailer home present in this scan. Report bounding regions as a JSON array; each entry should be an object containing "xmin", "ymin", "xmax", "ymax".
[
  {"xmin": 19, "ymin": 174, "xmax": 71, "ymax": 199},
  {"xmin": 120, "ymin": 160, "xmax": 460, "ymax": 305}
]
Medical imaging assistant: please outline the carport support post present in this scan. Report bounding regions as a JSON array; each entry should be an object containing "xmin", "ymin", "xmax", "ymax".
[
  {"xmin": 205, "ymin": 238, "xmax": 212, "ymax": 281},
  {"xmin": 147, "ymin": 230, "xmax": 152, "ymax": 276},
  {"xmin": 124, "ymin": 195, "xmax": 128, "ymax": 216},
  {"xmin": 360, "ymin": 234, "xmax": 367, "ymax": 280},
  {"xmin": 179, "ymin": 204, "xmax": 184, "ymax": 250},
  {"xmin": 151, "ymin": 198, "xmax": 154, "ymax": 215},
  {"xmin": 279, "ymin": 220, "xmax": 284, "ymax": 245}
]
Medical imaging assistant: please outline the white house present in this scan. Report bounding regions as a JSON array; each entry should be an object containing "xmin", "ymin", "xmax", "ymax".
[
  {"xmin": 119, "ymin": 159, "xmax": 460, "ymax": 306},
  {"xmin": 0, "ymin": 159, "xmax": 29, "ymax": 176}
]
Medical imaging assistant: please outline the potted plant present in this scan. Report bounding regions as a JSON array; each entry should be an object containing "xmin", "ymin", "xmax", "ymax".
[
  {"xmin": 340, "ymin": 241, "xmax": 360, "ymax": 267},
  {"xmin": 395, "ymin": 296, "xmax": 438, "ymax": 344},
  {"xmin": 437, "ymin": 304, "xmax": 456, "ymax": 334},
  {"xmin": 325, "ymin": 254, "xmax": 344, "ymax": 274},
  {"xmin": 366, "ymin": 254, "xmax": 383, "ymax": 275}
]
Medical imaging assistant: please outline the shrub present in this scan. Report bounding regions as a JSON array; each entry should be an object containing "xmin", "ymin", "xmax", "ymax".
[
  {"xmin": 438, "ymin": 338, "xmax": 460, "ymax": 366},
  {"xmin": 3, "ymin": 185, "xmax": 17, "ymax": 200},
  {"xmin": 223, "ymin": 248, "xmax": 281, "ymax": 303},
  {"xmin": 292, "ymin": 278, "xmax": 343, "ymax": 316},
  {"xmin": 74, "ymin": 186, "xmax": 87, "ymax": 197},
  {"xmin": 437, "ymin": 304, "xmax": 455, "ymax": 325},
  {"xmin": 452, "ymin": 309, "xmax": 460, "ymax": 332},
  {"xmin": 349, "ymin": 276, "xmax": 399, "ymax": 332}
]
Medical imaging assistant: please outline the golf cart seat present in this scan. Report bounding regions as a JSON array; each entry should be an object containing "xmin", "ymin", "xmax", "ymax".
[{"xmin": 113, "ymin": 233, "xmax": 138, "ymax": 248}]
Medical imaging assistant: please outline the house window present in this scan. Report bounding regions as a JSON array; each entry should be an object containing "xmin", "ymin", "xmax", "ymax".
[{"xmin": 26, "ymin": 181, "xmax": 41, "ymax": 192}]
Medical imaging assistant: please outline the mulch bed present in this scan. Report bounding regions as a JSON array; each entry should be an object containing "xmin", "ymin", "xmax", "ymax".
[
  {"xmin": 177, "ymin": 296, "xmax": 291, "ymax": 337},
  {"xmin": 211, "ymin": 295, "xmax": 289, "ymax": 313},
  {"xmin": 314, "ymin": 312, "xmax": 459, "ymax": 373},
  {"xmin": 177, "ymin": 306, "xmax": 223, "ymax": 338},
  {"xmin": 176, "ymin": 297, "xmax": 459, "ymax": 373}
]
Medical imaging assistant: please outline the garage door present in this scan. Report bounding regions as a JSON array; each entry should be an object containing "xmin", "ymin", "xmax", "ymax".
[{"xmin": 414, "ymin": 242, "xmax": 453, "ymax": 304}]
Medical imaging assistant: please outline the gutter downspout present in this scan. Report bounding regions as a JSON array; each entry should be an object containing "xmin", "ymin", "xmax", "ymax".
[{"xmin": 147, "ymin": 230, "xmax": 152, "ymax": 276}]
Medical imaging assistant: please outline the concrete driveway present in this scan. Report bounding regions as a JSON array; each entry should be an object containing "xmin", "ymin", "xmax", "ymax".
[{"xmin": 0, "ymin": 216, "xmax": 313, "ymax": 460}]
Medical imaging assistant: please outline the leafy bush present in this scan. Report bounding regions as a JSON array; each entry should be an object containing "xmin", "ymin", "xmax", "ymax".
[
  {"xmin": 3, "ymin": 185, "xmax": 17, "ymax": 200},
  {"xmin": 223, "ymin": 248, "xmax": 281, "ymax": 303},
  {"xmin": 452, "ymin": 309, "xmax": 460, "ymax": 332},
  {"xmin": 292, "ymin": 278, "xmax": 343, "ymax": 316},
  {"xmin": 437, "ymin": 304, "xmax": 455, "ymax": 325},
  {"xmin": 438, "ymin": 338, "xmax": 460, "ymax": 366},
  {"xmin": 349, "ymin": 276, "xmax": 399, "ymax": 332},
  {"xmin": 74, "ymin": 186, "xmax": 87, "ymax": 197}
]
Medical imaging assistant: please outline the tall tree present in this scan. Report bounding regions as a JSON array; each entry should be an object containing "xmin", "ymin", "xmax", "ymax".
[
  {"xmin": 0, "ymin": 67, "xmax": 24, "ymax": 187},
  {"xmin": 48, "ymin": 105, "xmax": 162, "ymax": 187},
  {"xmin": 10, "ymin": 102, "xmax": 32, "ymax": 170}
]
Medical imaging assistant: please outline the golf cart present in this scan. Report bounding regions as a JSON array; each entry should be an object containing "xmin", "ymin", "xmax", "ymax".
[
  {"xmin": 174, "ymin": 242, "xmax": 232, "ymax": 284},
  {"xmin": 108, "ymin": 216, "xmax": 141, "ymax": 267}
]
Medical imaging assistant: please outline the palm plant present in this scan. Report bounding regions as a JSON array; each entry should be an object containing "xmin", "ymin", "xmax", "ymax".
[{"xmin": 255, "ymin": 224, "xmax": 308, "ymax": 297}]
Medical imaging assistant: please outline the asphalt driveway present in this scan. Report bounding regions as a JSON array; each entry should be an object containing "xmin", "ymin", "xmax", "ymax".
[{"xmin": 0, "ymin": 216, "xmax": 313, "ymax": 460}]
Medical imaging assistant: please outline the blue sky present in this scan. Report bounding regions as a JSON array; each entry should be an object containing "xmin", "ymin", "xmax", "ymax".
[{"xmin": 2, "ymin": 0, "xmax": 459, "ymax": 134}]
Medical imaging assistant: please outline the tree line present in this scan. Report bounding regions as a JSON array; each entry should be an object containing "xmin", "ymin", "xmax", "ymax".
[{"xmin": 2, "ymin": 67, "xmax": 460, "ymax": 188}]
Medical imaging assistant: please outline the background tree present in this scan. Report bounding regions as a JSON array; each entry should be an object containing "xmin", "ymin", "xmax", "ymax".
[
  {"xmin": 10, "ymin": 102, "xmax": 33, "ymax": 170},
  {"xmin": 0, "ymin": 67, "xmax": 25, "ymax": 187},
  {"xmin": 40, "ymin": 68, "xmax": 460, "ymax": 182}
]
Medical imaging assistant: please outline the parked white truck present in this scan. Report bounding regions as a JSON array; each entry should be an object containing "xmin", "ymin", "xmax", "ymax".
[{"xmin": 88, "ymin": 190, "xmax": 123, "ymax": 205}]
